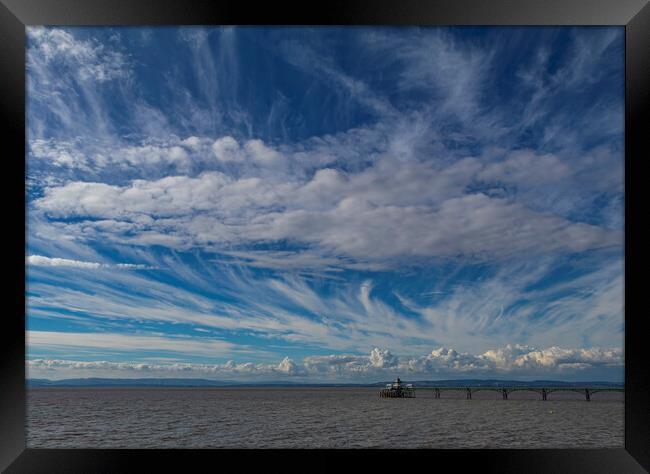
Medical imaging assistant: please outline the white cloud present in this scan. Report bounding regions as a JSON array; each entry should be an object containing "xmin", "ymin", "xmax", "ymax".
[
  {"xmin": 357, "ymin": 29, "xmax": 495, "ymax": 128},
  {"xmin": 276, "ymin": 356, "xmax": 300, "ymax": 375},
  {"xmin": 118, "ymin": 144, "xmax": 190, "ymax": 168},
  {"xmin": 244, "ymin": 139, "xmax": 286, "ymax": 166},
  {"xmin": 30, "ymin": 139, "xmax": 90, "ymax": 169},
  {"xmin": 29, "ymin": 139, "xmax": 199, "ymax": 174},
  {"xmin": 507, "ymin": 346, "xmax": 623, "ymax": 371},
  {"xmin": 28, "ymin": 255, "xmax": 102, "ymax": 269},
  {"xmin": 477, "ymin": 150, "xmax": 571, "ymax": 186},
  {"xmin": 253, "ymin": 193, "xmax": 620, "ymax": 262},
  {"xmin": 369, "ymin": 348, "xmax": 398, "ymax": 368},
  {"xmin": 211, "ymin": 136, "xmax": 286, "ymax": 167},
  {"xmin": 27, "ymin": 255, "xmax": 151, "ymax": 270},
  {"xmin": 212, "ymin": 136, "xmax": 243, "ymax": 162},
  {"xmin": 181, "ymin": 136, "xmax": 202, "ymax": 149}
]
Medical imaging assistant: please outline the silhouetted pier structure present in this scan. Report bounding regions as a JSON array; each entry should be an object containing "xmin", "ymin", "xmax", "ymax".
[
  {"xmin": 380, "ymin": 379, "xmax": 623, "ymax": 401},
  {"xmin": 425, "ymin": 386, "xmax": 623, "ymax": 401},
  {"xmin": 379, "ymin": 378, "xmax": 415, "ymax": 398}
]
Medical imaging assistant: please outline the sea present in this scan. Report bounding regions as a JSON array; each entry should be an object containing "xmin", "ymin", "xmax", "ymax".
[{"xmin": 26, "ymin": 387, "xmax": 624, "ymax": 449}]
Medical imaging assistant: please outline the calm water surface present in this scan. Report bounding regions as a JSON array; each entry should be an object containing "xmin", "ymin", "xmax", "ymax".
[{"xmin": 27, "ymin": 387, "xmax": 623, "ymax": 448}]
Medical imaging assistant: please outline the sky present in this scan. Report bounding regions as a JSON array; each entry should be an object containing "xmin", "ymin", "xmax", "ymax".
[{"xmin": 26, "ymin": 26, "xmax": 625, "ymax": 382}]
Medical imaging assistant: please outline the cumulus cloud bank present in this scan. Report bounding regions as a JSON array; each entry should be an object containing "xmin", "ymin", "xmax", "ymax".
[
  {"xmin": 32, "ymin": 141, "xmax": 621, "ymax": 267},
  {"xmin": 27, "ymin": 345, "xmax": 623, "ymax": 381}
]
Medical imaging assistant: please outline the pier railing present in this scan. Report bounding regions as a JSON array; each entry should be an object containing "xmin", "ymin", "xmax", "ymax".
[{"xmin": 416, "ymin": 386, "xmax": 623, "ymax": 401}]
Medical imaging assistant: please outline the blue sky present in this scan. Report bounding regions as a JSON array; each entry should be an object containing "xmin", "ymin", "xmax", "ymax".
[{"xmin": 26, "ymin": 27, "xmax": 624, "ymax": 382}]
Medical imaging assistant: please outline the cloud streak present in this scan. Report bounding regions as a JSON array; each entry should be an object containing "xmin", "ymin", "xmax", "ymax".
[
  {"xmin": 28, "ymin": 255, "xmax": 152, "ymax": 270},
  {"xmin": 27, "ymin": 330, "xmax": 240, "ymax": 357}
]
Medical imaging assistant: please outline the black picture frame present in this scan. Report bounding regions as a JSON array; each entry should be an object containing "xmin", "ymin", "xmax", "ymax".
[{"xmin": 1, "ymin": 0, "xmax": 648, "ymax": 471}]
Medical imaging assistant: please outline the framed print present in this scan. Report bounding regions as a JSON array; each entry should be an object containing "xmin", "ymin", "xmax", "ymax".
[{"xmin": 1, "ymin": 0, "xmax": 649, "ymax": 471}]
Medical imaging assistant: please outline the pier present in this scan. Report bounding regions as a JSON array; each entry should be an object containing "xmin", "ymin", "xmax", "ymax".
[
  {"xmin": 379, "ymin": 378, "xmax": 416, "ymax": 398},
  {"xmin": 380, "ymin": 380, "xmax": 623, "ymax": 401},
  {"xmin": 421, "ymin": 386, "xmax": 623, "ymax": 401}
]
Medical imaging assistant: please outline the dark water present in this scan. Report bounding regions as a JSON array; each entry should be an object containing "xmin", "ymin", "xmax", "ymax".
[{"xmin": 27, "ymin": 387, "xmax": 623, "ymax": 448}]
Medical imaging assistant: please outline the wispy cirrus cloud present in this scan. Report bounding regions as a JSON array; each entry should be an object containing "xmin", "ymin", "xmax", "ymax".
[
  {"xmin": 28, "ymin": 28, "xmax": 132, "ymax": 83},
  {"xmin": 26, "ymin": 250, "xmax": 623, "ymax": 357},
  {"xmin": 27, "ymin": 330, "xmax": 241, "ymax": 357}
]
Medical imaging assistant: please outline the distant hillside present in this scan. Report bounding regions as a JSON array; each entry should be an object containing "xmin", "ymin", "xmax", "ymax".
[
  {"xmin": 27, "ymin": 378, "xmax": 623, "ymax": 388},
  {"xmin": 27, "ymin": 378, "xmax": 236, "ymax": 387}
]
